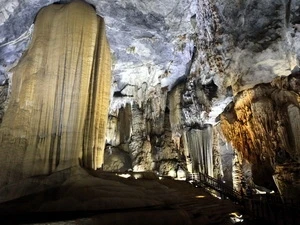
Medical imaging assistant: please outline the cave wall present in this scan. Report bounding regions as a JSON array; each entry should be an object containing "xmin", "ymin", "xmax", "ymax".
[
  {"xmin": 0, "ymin": 1, "xmax": 111, "ymax": 187},
  {"xmin": 0, "ymin": 0, "xmax": 300, "ymax": 194},
  {"xmin": 1, "ymin": 1, "xmax": 300, "ymax": 123},
  {"xmin": 221, "ymin": 74, "xmax": 300, "ymax": 165},
  {"xmin": 220, "ymin": 73, "xmax": 300, "ymax": 196},
  {"xmin": 104, "ymin": 91, "xmax": 187, "ymax": 176}
]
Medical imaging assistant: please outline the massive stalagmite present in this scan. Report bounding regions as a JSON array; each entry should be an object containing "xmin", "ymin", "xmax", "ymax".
[{"xmin": 0, "ymin": 0, "xmax": 111, "ymax": 187}]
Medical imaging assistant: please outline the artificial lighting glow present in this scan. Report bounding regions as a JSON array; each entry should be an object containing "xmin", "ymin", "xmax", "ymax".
[
  {"xmin": 229, "ymin": 212, "xmax": 244, "ymax": 223},
  {"xmin": 210, "ymin": 192, "xmax": 221, "ymax": 199},
  {"xmin": 255, "ymin": 189, "xmax": 275, "ymax": 194},
  {"xmin": 133, "ymin": 173, "xmax": 143, "ymax": 179},
  {"xmin": 255, "ymin": 189, "xmax": 267, "ymax": 194},
  {"xmin": 117, "ymin": 173, "xmax": 131, "ymax": 179},
  {"xmin": 229, "ymin": 212, "xmax": 242, "ymax": 218},
  {"xmin": 195, "ymin": 195, "xmax": 205, "ymax": 199}
]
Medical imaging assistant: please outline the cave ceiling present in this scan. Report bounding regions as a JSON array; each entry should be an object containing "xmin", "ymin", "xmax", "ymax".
[{"xmin": 1, "ymin": 0, "xmax": 300, "ymax": 123}]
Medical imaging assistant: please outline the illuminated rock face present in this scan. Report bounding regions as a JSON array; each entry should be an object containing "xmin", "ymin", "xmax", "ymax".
[
  {"xmin": 0, "ymin": 1, "xmax": 111, "ymax": 187},
  {"xmin": 184, "ymin": 126, "xmax": 213, "ymax": 176},
  {"xmin": 221, "ymin": 74, "xmax": 300, "ymax": 164},
  {"xmin": 104, "ymin": 98, "xmax": 187, "ymax": 175},
  {"xmin": 220, "ymin": 74, "xmax": 300, "ymax": 197},
  {"xmin": 1, "ymin": 0, "xmax": 300, "ymax": 194}
]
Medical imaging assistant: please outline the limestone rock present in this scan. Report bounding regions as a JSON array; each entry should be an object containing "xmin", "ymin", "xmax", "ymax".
[
  {"xmin": 273, "ymin": 163, "xmax": 300, "ymax": 200},
  {"xmin": 1, "ymin": 0, "xmax": 300, "ymax": 199},
  {"xmin": 103, "ymin": 146, "xmax": 132, "ymax": 172},
  {"xmin": 221, "ymin": 74, "xmax": 300, "ymax": 165},
  {"xmin": 0, "ymin": 1, "xmax": 111, "ymax": 187},
  {"xmin": 1, "ymin": 0, "xmax": 300, "ymax": 127},
  {"xmin": 0, "ymin": 0, "xmax": 196, "ymax": 125},
  {"xmin": 184, "ymin": 126, "xmax": 213, "ymax": 176},
  {"xmin": 220, "ymin": 73, "xmax": 300, "ymax": 196}
]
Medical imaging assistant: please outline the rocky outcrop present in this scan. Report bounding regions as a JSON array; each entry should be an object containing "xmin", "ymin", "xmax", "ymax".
[
  {"xmin": 0, "ymin": 0, "xmax": 196, "ymax": 114},
  {"xmin": 0, "ymin": 1, "xmax": 111, "ymax": 187},
  {"xmin": 221, "ymin": 74, "xmax": 300, "ymax": 164},
  {"xmin": 104, "ymin": 99, "xmax": 186, "ymax": 176},
  {"xmin": 220, "ymin": 73, "xmax": 300, "ymax": 197}
]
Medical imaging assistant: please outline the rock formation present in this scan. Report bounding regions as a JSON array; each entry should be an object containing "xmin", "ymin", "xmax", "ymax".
[
  {"xmin": 0, "ymin": 0, "xmax": 300, "ymax": 203},
  {"xmin": 0, "ymin": 1, "xmax": 111, "ymax": 187},
  {"xmin": 221, "ymin": 73, "xmax": 300, "ymax": 198}
]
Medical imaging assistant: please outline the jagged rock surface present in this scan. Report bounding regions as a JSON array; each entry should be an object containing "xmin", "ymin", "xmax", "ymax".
[
  {"xmin": 104, "ymin": 100, "xmax": 186, "ymax": 175},
  {"xmin": 1, "ymin": 0, "xmax": 300, "ymax": 121},
  {"xmin": 0, "ymin": 0, "xmax": 196, "ymax": 109},
  {"xmin": 220, "ymin": 73, "xmax": 300, "ymax": 197}
]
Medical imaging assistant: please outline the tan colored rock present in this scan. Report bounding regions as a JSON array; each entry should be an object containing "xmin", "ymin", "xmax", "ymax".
[
  {"xmin": 220, "ymin": 74, "xmax": 300, "ymax": 197},
  {"xmin": 0, "ymin": 1, "xmax": 111, "ymax": 187},
  {"xmin": 273, "ymin": 163, "xmax": 300, "ymax": 201},
  {"xmin": 169, "ymin": 83, "xmax": 184, "ymax": 149},
  {"xmin": 220, "ymin": 80, "xmax": 300, "ymax": 164}
]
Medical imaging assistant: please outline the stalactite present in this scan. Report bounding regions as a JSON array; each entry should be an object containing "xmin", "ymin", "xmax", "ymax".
[
  {"xmin": 106, "ymin": 115, "xmax": 120, "ymax": 146},
  {"xmin": 105, "ymin": 103, "xmax": 132, "ymax": 147},
  {"xmin": 141, "ymin": 84, "xmax": 167, "ymax": 136},
  {"xmin": 83, "ymin": 15, "xmax": 111, "ymax": 170},
  {"xmin": 287, "ymin": 104, "xmax": 300, "ymax": 161},
  {"xmin": 129, "ymin": 103, "xmax": 148, "ymax": 171},
  {"xmin": 232, "ymin": 151, "xmax": 243, "ymax": 191},
  {"xmin": 212, "ymin": 125, "xmax": 223, "ymax": 178},
  {"xmin": 220, "ymin": 80, "xmax": 300, "ymax": 164},
  {"xmin": 182, "ymin": 130, "xmax": 193, "ymax": 173},
  {"xmin": 169, "ymin": 83, "xmax": 184, "ymax": 149},
  {"xmin": 0, "ymin": 1, "xmax": 111, "ymax": 187},
  {"xmin": 185, "ymin": 125, "xmax": 213, "ymax": 176},
  {"xmin": 118, "ymin": 103, "xmax": 132, "ymax": 144},
  {"xmin": 221, "ymin": 73, "xmax": 300, "ymax": 196}
]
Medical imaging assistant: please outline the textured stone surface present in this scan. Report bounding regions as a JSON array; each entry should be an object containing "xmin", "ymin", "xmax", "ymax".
[
  {"xmin": 0, "ymin": 0, "xmax": 196, "ymax": 112},
  {"xmin": 220, "ymin": 73, "xmax": 300, "ymax": 196},
  {"xmin": 104, "ymin": 97, "xmax": 187, "ymax": 176},
  {"xmin": 221, "ymin": 74, "xmax": 300, "ymax": 165},
  {"xmin": 1, "ymin": 0, "xmax": 300, "ymax": 199},
  {"xmin": 1, "ymin": 0, "xmax": 300, "ymax": 121},
  {"xmin": 103, "ymin": 146, "xmax": 132, "ymax": 172},
  {"xmin": 184, "ymin": 127, "xmax": 213, "ymax": 176},
  {"xmin": 1, "ymin": 0, "xmax": 300, "ymax": 127},
  {"xmin": 273, "ymin": 163, "xmax": 300, "ymax": 200},
  {"xmin": 0, "ymin": 1, "xmax": 111, "ymax": 187}
]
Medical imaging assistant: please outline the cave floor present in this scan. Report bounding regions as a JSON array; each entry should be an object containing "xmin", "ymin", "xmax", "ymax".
[{"xmin": 0, "ymin": 168, "xmax": 264, "ymax": 225}]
